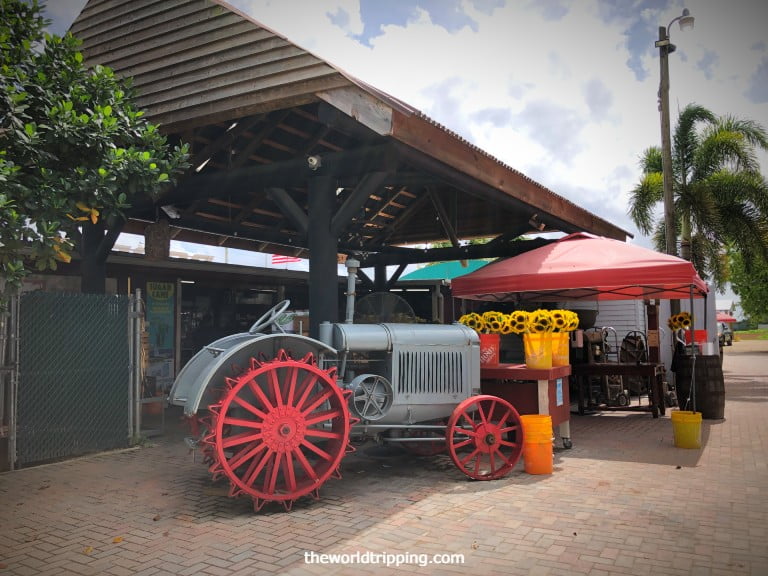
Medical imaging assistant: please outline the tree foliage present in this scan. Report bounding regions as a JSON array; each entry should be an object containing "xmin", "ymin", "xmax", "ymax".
[
  {"xmin": 729, "ymin": 251, "xmax": 768, "ymax": 324},
  {"xmin": 0, "ymin": 0, "xmax": 188, "ymax": 302},
  {"xmin": 627, "ymin": 103, "xmax": 768, "ymax": 290}
]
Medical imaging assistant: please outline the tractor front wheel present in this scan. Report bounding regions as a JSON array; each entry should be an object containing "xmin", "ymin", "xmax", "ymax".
[{"xmin": 446, "ymin": 395, "xmax": 524, "ymax": 480}]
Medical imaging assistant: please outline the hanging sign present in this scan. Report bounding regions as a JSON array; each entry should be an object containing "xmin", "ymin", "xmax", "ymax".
[{"xmin": 146, "ymin": 281, "xmax": 175, "ymax": 357}]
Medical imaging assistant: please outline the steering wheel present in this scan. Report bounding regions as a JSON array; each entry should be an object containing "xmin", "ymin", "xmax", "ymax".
[{"xmin": 248, "ymin": 299, "xmax": 291, "ymax": 334}]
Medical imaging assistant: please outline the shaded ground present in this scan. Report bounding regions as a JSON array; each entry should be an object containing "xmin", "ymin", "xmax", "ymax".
[{"xmin": 0, "ymin": 341, "xmax": 766, "ymax": 575}]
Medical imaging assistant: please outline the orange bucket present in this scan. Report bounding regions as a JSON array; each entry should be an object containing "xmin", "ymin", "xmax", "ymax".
[
  {"xmin": 479, "ymin": 333, "xmax": 500, "ymax": 365},
  {"xmin": 520, "ymin": 414, "xmax": 554, "ymax": 474},
  {"xmin": 523, "ymin": 442, "xmax": 553, "ymax": 474}
]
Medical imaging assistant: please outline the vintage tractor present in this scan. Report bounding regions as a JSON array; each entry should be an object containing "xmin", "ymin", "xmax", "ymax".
[{"xmin": 169, "ymin": 266, "xmax": 525, "ymax": 511}]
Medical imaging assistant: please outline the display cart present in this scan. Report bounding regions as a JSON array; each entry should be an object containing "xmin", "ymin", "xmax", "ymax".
[
  {"xmin": 480, "ymin": 364, "xmax": 572, "ymax": 448},
  {"xmin": 570, "ymin": 362, "xmax": 667, "ymax": 418}
]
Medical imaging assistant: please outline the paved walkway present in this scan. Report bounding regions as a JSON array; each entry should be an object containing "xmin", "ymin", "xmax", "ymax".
[{"xmin": 1, "ymin": 342, "xmax": 767, "ymax": 575}]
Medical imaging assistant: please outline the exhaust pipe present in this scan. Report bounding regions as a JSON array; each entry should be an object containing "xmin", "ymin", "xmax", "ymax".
[{"xmin": 345, "ymin": 258, "xmax": 360, "ymax": 323}]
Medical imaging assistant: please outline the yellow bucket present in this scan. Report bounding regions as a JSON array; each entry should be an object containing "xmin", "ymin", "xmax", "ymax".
[
  {"xmin": 523, "ymin": 333, "xmax": 552, "ymax": 370},
  {"xmin": 551, "ymin": 332, "xmax": 570, "ymax": 366},
  {"xmin": 671, "ymin": 410, "xmax": 702, "ymax": 449}
]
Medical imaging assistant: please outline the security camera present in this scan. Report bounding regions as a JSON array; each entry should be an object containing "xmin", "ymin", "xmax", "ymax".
[{"xmin": 307, "ymin": 155, "xmax": 322, "ymax": 170}]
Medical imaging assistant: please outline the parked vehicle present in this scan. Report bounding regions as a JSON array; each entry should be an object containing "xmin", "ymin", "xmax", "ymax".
[
  {"xmin": 718, "ymin": 322, "xmax": 733, "ymax": 346},
  {"xmin": 168, "ymin": 299, "xmax": 529, "ymax": 512}
]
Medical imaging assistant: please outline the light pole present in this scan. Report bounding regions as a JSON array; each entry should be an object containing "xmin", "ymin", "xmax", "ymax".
[{"xmin": 655, "ymin": 8, "xmax": 695, "ymax": 257}]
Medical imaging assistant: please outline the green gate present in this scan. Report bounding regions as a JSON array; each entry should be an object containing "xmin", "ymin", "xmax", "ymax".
[{"xmin": 17, "ymin": 292, "xmax": 132, "ymax": 466}]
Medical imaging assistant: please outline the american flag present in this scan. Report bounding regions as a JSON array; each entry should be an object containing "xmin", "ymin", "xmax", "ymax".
[{"xmin": 271, "ymin": 254, "xmax": 302, "ymax": 265}]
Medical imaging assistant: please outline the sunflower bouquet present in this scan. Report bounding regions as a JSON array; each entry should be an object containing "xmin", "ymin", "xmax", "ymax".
[
  {"xmin": 458, "ymin": 312, "xmax": 487, "ymax": 333},
  {"xmin": 509, "ymin": 309, "xmax": 580, "ymax": 334},
  {"xmin": 457, "ymin": 311, "xmax": 508, "ymax": 334},
  {"xmin": 458, "ymin": 309, "xmax": 580, "ymax": 368},
  {"xmin": 667, "ymin": 311, "xmax": 692, "ymax": 331},
  {"xmin": 516, "ymin": 309, "xmax": 580, "ymax": 369},
  {"xmin": 550, "ymin": 309, "xmax": 580, "ymax": 332},
  {"xmin": 458, "ymin": 309, "xmax": 580, "ymax": 335}
]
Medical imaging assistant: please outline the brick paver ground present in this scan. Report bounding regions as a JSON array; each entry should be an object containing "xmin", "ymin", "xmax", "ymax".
[{"xmin": 1, "ymin": 342, "xmax": 766, "ymax": 575}]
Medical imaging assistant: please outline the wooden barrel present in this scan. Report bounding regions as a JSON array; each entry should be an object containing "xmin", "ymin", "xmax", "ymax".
[{"xmin": 674, "ymin": 355, "xmax": 725, "ymax": 419}]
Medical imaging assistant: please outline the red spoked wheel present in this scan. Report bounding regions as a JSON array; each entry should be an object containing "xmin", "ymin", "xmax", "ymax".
[
  {"xmin": 203, "ymin": 350, "xmax": 354, "ymax": 511},
  {"xmin": 446, "ymin": 395, "xmax": 524, "ymax": 480}
]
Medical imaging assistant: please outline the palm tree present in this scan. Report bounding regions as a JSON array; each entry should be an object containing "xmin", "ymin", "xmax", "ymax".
[{"xmin": 628, "ymin": 103, "xmax": 768, "ymax": 288}]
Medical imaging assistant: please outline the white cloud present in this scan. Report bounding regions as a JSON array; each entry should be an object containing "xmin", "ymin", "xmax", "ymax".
[{"xmin": 50, "ymin": 0, "xmax": 768, "ymax": 247}]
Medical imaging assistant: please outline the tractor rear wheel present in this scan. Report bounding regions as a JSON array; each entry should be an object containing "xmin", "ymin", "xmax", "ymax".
[{"xmin": 203, "ymin": 350, "xmax": 353, "ymax": 511}]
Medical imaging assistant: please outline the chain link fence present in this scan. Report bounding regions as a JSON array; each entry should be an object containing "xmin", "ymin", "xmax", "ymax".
[
  {"xmin": 16, "ymin": 292, "xmax": 133, "ymax": 466},
  {"xmin": 1, "ymin": 291, "xmax": 20, "ymax": 471}
]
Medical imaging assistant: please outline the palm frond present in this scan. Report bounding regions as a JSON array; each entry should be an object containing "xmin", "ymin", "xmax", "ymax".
[
  {"xmin": 697, "ymin": 127, "xmax": 761, "ymax": 176},
  {"xmin": 638, "ymin": 147, "xmax": 663, "ymax": 174},
  {"xmin": 687, "ymin": 230, "xmax": 718, "ymax": 281},
  {"xmin": 717, "ymin": 115, "xmax": 768, "ymax": 151},
  {"xmin": 631, "ymin": 101, "xmax": 768, "ymax": 276},
  {"xmin": 683, "ymin": 181, "xmax": 719, "ymax": 241},
  {"xmin": 673, "ymin": 103, "xmax": 716, "ymax": 184},
  {"xmin": 627, "ymin": 172, "xmax": 663, "ymax": 235},
  {"xmin": 707, "ymin": 170, "xmax": 768, "ymax": 215}
]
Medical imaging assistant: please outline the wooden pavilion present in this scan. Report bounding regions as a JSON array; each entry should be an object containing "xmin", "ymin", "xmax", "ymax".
[{"xmin": 70, "ymin": 0, "xmax": 630, "ymax": 335}]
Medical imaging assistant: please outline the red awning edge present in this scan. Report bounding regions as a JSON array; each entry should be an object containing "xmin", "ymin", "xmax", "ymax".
[{"xmin": 452, "ymin": 233, "xmax": 709, "ymax": 302}]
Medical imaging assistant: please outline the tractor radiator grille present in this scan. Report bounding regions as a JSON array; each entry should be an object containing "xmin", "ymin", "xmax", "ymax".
[{"xmin": 394, "ymin": 349, "xmax": 465, "ymax": 398}]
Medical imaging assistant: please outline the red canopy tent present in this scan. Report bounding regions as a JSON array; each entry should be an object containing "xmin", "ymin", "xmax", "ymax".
[
  {"xmin": 452, "ymin": 233, "xmax": 709, "ymax": 302},
  {"xmin": 716, "ymin": 312, "xmax": 737, "ymax": 323}
]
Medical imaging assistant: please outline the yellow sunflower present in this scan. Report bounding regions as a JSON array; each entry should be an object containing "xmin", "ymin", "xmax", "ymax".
[
  {"xmin": 667, "ymin": 311, "xmax": 693, "ymax": 330},
  {"xmin": 565, "ymin": 310, "xmax": 580, "ymax": 331},
  {"xmin": 458, "ymin": 312, "xmax": 486, "ymax": 333},
  {"xmin": 527, "ymin": 309, "xmax": 554, "ymax": 333},
  {"xmin": 482, "ymin": 311, "xmax": 505, "ymax": 334},
  {"xmin": 551, "ymin": 310, "xmax": 567, "ymax": 331},
  {"xmin": 509, "ymin": 310, "xmax": 529, "ymax": 334}
]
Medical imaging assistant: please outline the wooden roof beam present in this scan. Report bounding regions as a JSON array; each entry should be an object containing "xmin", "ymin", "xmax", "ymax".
[
  {"xmin": 267, "ymin": 187, "xmax": 309, "ymax": 236},
  {"xmin": 331, "ymin": 171, "xmax": 389, "ymax": 237},
  {"xmin": 188, "ymin": 114, "xmax": 265, "ymax": 169},
  {"xmin": 367, "ymin": 192, "xmax": 432, "ymax": 246},
  {"xmin": 230, "ymin": 110, "xmax": 290, "ymax": 169},
  {"xmin": 428, "ymin": 188, "xmax": 461, "ymax": 248}
]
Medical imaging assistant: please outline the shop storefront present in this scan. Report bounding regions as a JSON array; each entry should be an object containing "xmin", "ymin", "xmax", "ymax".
[{"xmin": 23, "ymin": 252, "xmax": 336, "ymax": 393}]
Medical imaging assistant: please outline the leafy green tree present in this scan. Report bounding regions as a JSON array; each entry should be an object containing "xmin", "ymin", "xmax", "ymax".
[
  {"xmin": 628, "ymin": 103, "xmax": 768, "ymax": 289},
  {"xmin": 0, "ymin": 0, "xmax": 188, "ymax": 303},
  {"xmin": 729, "ymin": 251, "xmax": 768, "ymax": 324}
]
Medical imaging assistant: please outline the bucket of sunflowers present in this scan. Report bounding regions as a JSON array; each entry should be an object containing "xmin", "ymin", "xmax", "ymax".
[
  {"xmin": 457, "ymin": 311, "xmax": 506, "ymax": 364},
  {"xmin": 458, "ymin": 309, "xmax": 579, "ymax": 369},
  {"xmin": 507, "ymin": 309, "xmax": 580, "ymax": 369}
]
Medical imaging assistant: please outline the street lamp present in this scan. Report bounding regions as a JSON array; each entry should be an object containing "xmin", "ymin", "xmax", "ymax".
[{"xmin": 655, "ymin": 8, "xmax": 694, "ymax": 257}]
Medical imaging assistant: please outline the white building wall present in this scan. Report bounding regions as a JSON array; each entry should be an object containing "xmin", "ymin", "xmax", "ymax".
[
  {"xmin": 565, "ymin": 300, "xmax": 646, "ymax": 361},
  {"xmin": 564, "ymin": 291, "xmax": 716, "ymax": 383}
]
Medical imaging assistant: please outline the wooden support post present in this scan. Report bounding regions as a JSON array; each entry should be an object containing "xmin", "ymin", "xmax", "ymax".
[{"xmin": 308, "ymin": 176, "xmax": 339, "ymax": 338}]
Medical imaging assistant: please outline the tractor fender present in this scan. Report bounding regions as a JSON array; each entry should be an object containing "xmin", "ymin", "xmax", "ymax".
[{"xmin": 168, "ymin": 332, "xmax": 337, "ymax": 416}]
